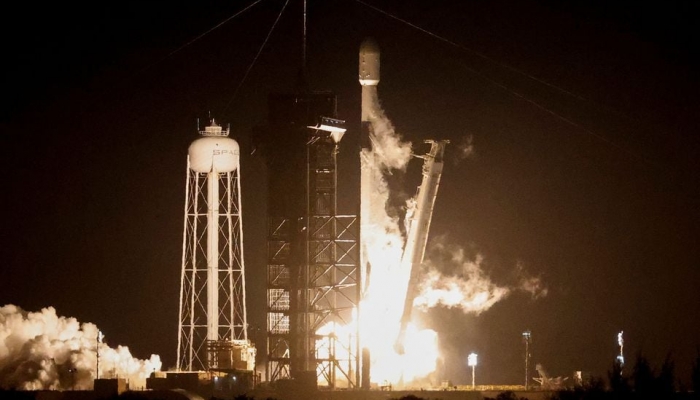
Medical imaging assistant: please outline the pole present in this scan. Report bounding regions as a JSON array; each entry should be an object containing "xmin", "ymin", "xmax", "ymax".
[
  {"xmin": 70, "ymin": 368, "xmax": 76, "ymax": 390},
  {"xmin": 467, "ymin": 352, "xmax": 477, "ymax": 390},
  {"xmin": 471, "ymin": 364, "xmax": 475, "ymax": 389},
  {"xmin": 522, "ymin": 330, "xmax": 531, "ymax": 390},
  {"xmin": 207, "ymin": 168, "xmax": 220, "ymax": 344},
  {"xmin": 525, "ymin": 338, "xmax": 528, "ymax": 388},
  {"xmin": 302, "ymin": 0, "xmax": 306, "ymax": 71},
  {"xmin": 96, "ymin": 330, "xmax": 103, "ymax": 380}
]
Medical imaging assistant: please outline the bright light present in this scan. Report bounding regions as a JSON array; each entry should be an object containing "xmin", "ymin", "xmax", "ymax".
[
  {"xmin": 468, "ymin": 352, "xmax": 478, "ymax": 366},
  {"xmin": 617, "ymin": 331, "xmax": 625, "ymax": 367}
]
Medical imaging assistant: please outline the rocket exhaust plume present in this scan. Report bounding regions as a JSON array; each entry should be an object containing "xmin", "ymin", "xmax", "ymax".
[
  {"xmin": 355, "ymin": 38, "xmax": 546, "ymax": 387},
  {"xmin": 0, "ymin": 305, "xmax": 162, "ymax": 390}
]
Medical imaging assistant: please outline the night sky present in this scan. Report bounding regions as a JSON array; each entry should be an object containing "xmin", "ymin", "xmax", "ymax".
[{"xmin": 2, "ymin": 0, "xmax": 699, "ymax": 388}]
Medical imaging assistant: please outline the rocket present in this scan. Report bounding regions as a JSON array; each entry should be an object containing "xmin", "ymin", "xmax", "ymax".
[
  {"xmin": 359, "ymin": 37, "xmax": 380, "ymax": 148},
  {"xmin": 359, "ymin": 37, "xmax": 379, "ymax": 390},
  {"xmin": 359, "ymin": 37, "xmax": 380, "ymax": 297},
  {"xmin": 359, "ymin": 37, "xmax": 379, "ymax": 299}
]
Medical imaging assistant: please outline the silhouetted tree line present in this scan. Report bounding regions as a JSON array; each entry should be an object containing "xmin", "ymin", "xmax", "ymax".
[
  {"xmin": 549, "ymin": 351, "xmax": 700, "ymax": 400},
  {"xmin": 483, "ymin": 391, "xmax": 529, "ymax": 400}
]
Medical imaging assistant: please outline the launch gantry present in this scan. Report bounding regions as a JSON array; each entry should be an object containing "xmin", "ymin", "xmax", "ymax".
[{"xmin": 255, "ymin": 92, "xmax": 360, "ymax": 389}]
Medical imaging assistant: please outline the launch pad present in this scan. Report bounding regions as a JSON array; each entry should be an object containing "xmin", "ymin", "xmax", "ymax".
[{"xmin": 162, "ymin": 11, "xmax": 449, "ymax": 391}]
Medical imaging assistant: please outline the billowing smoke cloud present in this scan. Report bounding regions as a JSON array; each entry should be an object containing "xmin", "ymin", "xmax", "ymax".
[
  {"xmin": 414, "ymin": 236, "xmax": 547, "ymax": 314},
  {"xmin": 0, "ymin": 304, "xmax": 161, "ymax": 390},
  {"xmin": 414, "ymin": 241, "xmax": 510, "ymax": 314}
]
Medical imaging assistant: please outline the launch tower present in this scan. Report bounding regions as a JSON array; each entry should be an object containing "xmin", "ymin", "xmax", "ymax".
[
  {"xmin": 255, "ymin": 90, "xmax": 360, "ymax": 389},
  {"xmin": 177, "ymin": 120, "xmax": 256, "ymax": 372}
]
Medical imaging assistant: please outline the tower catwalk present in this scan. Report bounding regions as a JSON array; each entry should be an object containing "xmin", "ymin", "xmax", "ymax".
[
  {"xmin": 177, "ymin": 120, "xmax": 255, "ymax": 372},
  {"xmin": 255, "ymin": 90, "xmax": 360, "ymax": 389}
]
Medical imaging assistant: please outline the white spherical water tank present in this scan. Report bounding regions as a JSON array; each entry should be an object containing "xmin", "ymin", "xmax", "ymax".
[{"xmin": 188, "ymin": 136, "xmax": 240, "ymax": 173}]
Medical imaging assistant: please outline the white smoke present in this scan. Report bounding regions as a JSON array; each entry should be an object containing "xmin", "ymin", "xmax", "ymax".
[
  {"xmin": 415, "ymin": 245, "xmax": 510, "ymax": 314},
  {"xmin": 414, "ymin": 237, "xmax": 547, "ymax": 314},
  {"xmin": 0, "ymin": 304, "xmax": 161, "ymax": 390},
  {"xmin": 364, "ymin": 88, "xmax": 412, "ymax": 171},
  {"xmin": 359, "ymin": 86, "xmax": 444, "ymax": 385},
  {"xmin": 361, "ymin": 86, "xmax": 414, "ymax": 322}
]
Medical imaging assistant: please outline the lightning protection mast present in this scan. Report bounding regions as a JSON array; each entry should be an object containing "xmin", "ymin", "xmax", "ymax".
[
  {"xmin": 523, "ymin": 330, "xmax": 532, "ymax": 389},
  {"xmin": 177, "ymin": 119, "xmax": 256, "ymax": 373}
]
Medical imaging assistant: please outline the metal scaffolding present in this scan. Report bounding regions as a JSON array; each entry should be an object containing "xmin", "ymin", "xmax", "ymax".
[
  {"xmin": 177, "ymin": 122, "xmax": 252, "ymax": 372},
  {"xmin": 259, "ymin": 93, "xmax": 359, "ymax": 388}
]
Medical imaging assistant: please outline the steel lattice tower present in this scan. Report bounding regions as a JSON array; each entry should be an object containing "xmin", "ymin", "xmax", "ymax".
[
  {"xmin": 255, "ymin": 91, "xmax": 360, "ymax": 389},
  {"xmin": 177, "ymin": 120, "xmax": 255, "ymax": 372}
]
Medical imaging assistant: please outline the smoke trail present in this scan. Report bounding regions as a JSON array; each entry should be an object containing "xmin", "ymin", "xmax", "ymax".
[
  {"xmin": 361, "ymin": 86, "xmax": 414, "ymax": 321},
  {"xmin": 364, "ymin": 88, "xmax": 412, "ymax": 171},
  {"xmin": 0, "ymin": 304, "xmax": 161, "ymax": 390},
  {"xmin": 414, "ymin": 237, "xmax": 547, "ymax": 313}
]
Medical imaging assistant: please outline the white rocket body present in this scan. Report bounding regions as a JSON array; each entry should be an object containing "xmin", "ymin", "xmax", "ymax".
[
  {"xmin": 359, "ymin": 37, "xmax": 380, "ymax": 389},
  {"xmin": 360, "ymin": 38, "xmax": 380, "ymax": 121},
  {"xmin": 359, "ymin": 38, "xmax": 380, "ymax": 298}
]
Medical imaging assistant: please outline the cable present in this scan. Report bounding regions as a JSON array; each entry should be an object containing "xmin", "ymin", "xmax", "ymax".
[
  {"xmin": 355, "ymin": 0, "xmax": 587, "ymax": 103},
  {"xmin": 222, "ymin": 0, "xmax": 291, "ymax": 115},
  {"xmin": 170, "ymin": 0, "xmax": 266, "ymax": 58},
  {"xmin": 354, "ymin": 0, "xmax": 655, "ymax": 167},
  {"xmin": 83, "ymin": 0, "xmax": 267, "ymax": 104},
  {"xmin": 135, "ymin": 0, "xmax": 266, "ymax": 77}
]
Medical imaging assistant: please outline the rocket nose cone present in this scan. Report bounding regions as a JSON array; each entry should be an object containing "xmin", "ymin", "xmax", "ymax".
[
  {"xmin": 359, "ymin": 37, "xmax": 380, "ymax": 85},
  {"xmin": 359, "ymin": 37, "xmax": 380, "ymax": 55}
]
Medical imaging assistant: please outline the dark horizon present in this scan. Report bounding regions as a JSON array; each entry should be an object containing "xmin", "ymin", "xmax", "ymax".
[{"xmin": 2, "ymin": 0, "xmax": 698, "ymax": 388}]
